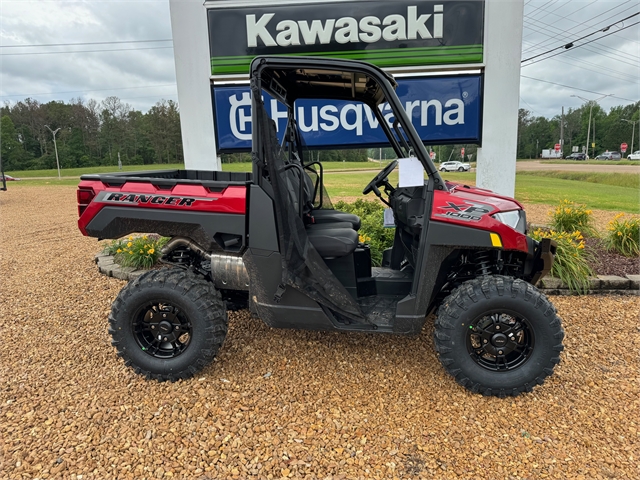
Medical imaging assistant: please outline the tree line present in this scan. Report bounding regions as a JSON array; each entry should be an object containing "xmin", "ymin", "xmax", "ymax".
[
  {"xmin": 2, "ymin": 96, "xmax": 638, "ymax": 172},
  {"xmin": 517, "ymin": 101, "xmax": 640, "ymax": 158},
  {"xmin": 1, "ymin": 97, "xmax": 183, "ymax": 171}
]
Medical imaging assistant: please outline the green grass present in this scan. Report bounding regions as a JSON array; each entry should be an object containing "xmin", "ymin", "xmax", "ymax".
[
  {"xmin": 514, "ymin": 175, "xmax": 638, "ymax": 213},
  {"xmin": 6, "ymin": 163, "xmax": 187, "ymax": 178},
  {"xmin": 540, "ymin": 160, "xmax": 639, "ymax": 166},
  {"xmin": 518, "ymin": 171, "xmax": 640, "ymax": 189},
  {"xmin": 6, "ymin": 161, "xmax": 389, "ymax": 178},
  {"xmin": 6, "ymin": 164, "xmax": 637, "ymax": 213}
]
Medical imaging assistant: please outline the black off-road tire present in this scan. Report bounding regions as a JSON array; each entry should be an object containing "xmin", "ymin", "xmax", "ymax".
[
  {"xmin": 108, "ymin": 268, "xmax": 227, "ymax": 381},
  {"xmin": 434, "ymin": 275, "xmax": 564, "ymax": 397}
]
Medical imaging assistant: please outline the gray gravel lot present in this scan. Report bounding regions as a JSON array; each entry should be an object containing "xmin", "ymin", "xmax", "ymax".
[{"xmin": 1, "ymin": 185, "xmax": 638, "ymax": 479}]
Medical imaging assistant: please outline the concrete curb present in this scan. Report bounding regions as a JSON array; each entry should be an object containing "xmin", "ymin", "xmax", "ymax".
[
  {"xmin": 94, "ymin": 253, "xmax": 148, "ymax": 281},
  {"xmin": 95, "ymin": 253, "xmax": 639, "ymax": 296}
]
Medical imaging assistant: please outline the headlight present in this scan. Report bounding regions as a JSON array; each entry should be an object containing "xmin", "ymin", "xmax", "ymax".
[{"xmin": 492, "ymin": 210, "xmax": 526, "ymax": 233}]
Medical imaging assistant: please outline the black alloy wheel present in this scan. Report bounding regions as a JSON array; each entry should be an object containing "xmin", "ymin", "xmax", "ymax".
[
  {"xmin": 132, "ymin": 302, "xmax": 193, "ymax": 359},
  {"xmin": 466, "ymin": 312, "xmax": 534, "ymax": 371}
]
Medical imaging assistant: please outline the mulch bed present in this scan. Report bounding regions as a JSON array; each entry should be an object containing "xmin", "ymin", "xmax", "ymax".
[{"xmin": 585, "ymin": 236, "xmax": 640, "ymax": 277}]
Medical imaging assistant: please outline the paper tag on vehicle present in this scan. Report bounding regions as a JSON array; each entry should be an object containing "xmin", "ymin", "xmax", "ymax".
[
  {"xmin": 383, "ymin": 208, "xmax": 395, "ymax": 228},
  {"xmin": 398, "ymin": 157, "xmax": 424, "ymax": 188}
]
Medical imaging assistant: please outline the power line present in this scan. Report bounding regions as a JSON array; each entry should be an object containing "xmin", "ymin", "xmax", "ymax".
[
  {"xmin": 1, "ymin": 46, "xmax": 173, "ymax": 56},
  {"xmin": 523, "ymin": 39, "xmax": 638, "ymax": 77},
  {"xmin": 522, "ymin": 2, "xmax": 639, "ymax": 55},
  {"xmin": 522, "ymin": 25, "xmax": 640, "ymax": 65},
  {"xmin": 522, "ymin": 20, "xmax": 640, "ymax": 66},
  {"xmin": 0, "ymin": 84, "xmax": 177, "ymax": 98},
  {"xmin": 0, "ymin": 39, "xmax": 172, "ymax": 48},
  {"xmin": 520, "ymin": 75, "xmax": 637, "ymax": 102},
  {"xmin": 521, "ymin": 11, "xmax": 640, "ymax": 63}
]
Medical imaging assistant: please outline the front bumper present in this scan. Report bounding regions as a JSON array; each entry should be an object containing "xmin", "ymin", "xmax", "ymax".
[{"xmin": 529, "ymin": 237, "xmax": 557, "ymax": 285}]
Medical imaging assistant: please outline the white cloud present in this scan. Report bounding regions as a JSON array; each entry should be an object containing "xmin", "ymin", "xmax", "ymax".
[{"xmin": 0, "ymin": 0, "xmax": 637, "ymax": 117}]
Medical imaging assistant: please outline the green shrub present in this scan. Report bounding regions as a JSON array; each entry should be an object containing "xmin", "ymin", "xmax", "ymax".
[
  {"xmin": 549, "ymin": 199, "xmax": 596, "ymax": 236},
  {"xmin": 604, "ymin": 213, "xmax": 640, "ymax": 257},
  {"xmin": 333, "ymin": 199, "xmax": 395, "ymax": 266},
  {"xmin": 103, "ymin": 235, "xmax": 168, "ymax": 270},
  {"xmin": 531, "ymin": 228, "xmax": 593, "ymax": 294}
]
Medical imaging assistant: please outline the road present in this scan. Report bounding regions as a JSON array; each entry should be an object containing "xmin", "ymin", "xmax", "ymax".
[{"xmin": 516, "ymin": 160, "xmax": 640, "ymax": 173}]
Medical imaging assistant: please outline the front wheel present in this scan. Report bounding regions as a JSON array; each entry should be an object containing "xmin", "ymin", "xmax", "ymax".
[
  {"xmin": 434, "ymin": 276, "xmax": 564, "ymax": 397},
  {"xmin": 458, "ymin": 166, "xmax": 465, "ymax": 171},
  {"xmin": 109, "ymin": 268, "xmax": 228, "ymax": 381}
]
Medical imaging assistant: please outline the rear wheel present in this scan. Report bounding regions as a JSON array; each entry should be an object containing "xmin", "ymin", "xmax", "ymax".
[
  {"xmin": 434, "ymin": 276, "xmax": 564, "ymax": 397},
  {"xmin": 109, "ymin": 268, "xmax": 227, "ymax": 381}
]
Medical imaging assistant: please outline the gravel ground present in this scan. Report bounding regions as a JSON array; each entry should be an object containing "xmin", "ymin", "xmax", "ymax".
[{"xmin": 1, "ymin": 185, "xmax": 639, "ymax": 480}]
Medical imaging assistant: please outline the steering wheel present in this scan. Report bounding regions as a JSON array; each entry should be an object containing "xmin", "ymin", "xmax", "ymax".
[{"xmin": 363, "ymin": 160, "xmax": 398, "ymax": 196}]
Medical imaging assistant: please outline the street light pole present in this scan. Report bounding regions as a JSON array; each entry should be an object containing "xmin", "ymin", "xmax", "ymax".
[
  {"xmin": 571, "ymin": 94, "xmax": 611, "ymax": 158},
  {"xmin": 621, "ymin": 119, "xmax": 636, "ymax": 156},
  {"xmin": 45, "ymin": 125, "xmax": 62, "ymax": 180}
]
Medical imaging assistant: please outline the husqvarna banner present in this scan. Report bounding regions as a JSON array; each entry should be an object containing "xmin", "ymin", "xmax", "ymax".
[
  {"xmin": 207, "ymin": 0, "xmax": 484, "ymax": 76},
  {"xmin": 213, "ymin": 75, "xmax": 482, "ymax": 152}
]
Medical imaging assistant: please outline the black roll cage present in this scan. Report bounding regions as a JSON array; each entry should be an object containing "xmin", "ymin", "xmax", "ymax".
[{"xmin": 249, "ymin": 55, "xmax": 447, "ymax": 193}]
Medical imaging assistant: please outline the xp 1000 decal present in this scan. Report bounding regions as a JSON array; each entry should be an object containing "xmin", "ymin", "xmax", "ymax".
[{"xmin": 435, "ymin": 201, "xmax": 495, "ymax": 222}]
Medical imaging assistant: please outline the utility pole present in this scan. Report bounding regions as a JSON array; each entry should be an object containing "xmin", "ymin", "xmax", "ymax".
[
  {"xmin": 571, "ymin": 94, "xmax": 611, "ymax": 158},
  {"xmin": 593, "ymin": 118, "xmax": 596, "ymax": 157},
  {"xmin": 45, "ymin": 125, "xmax": 62, "ymax": 180},
  {"xmin": 560, "ymin": 106, "xmax": 564, "ymax": 156},
  {"xmin": 621, "ymin": 119, "xmax": 636, "ymax": 155}
]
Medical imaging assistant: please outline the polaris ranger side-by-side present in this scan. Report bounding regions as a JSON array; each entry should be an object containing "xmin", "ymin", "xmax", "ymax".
[{"xmin": 77, "ymin": 57, "xmax": 563, "ymax": 397}]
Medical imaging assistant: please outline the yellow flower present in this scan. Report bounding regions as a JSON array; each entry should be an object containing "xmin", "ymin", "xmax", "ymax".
[
  {"xmin": 618, "ymin": 231, "xmax": 622, "ymax": 236},
  {"xmin": 143, "ymin": 235, "xmax": 148, "ymax": 240},
  {"xmin": 116, "ymin": 248, "xmax": 122, "ymax": 253},
  {"xmin": 127, "ymin": 242, "xmax": 132, "ymax": 247},
  {"xmin": 129, "ymin": 236, "xmax": 133, "ymax": 241},
  {"xmin": 148, "ymin": 248, "xmax": 155, "ymax": 255},
  {"xmin": 139, "ymin": 249, "xmax": 144, "ymax": 253},
  {"xmin": 129, "ymin": 251, "xmax": 133, "ymax": 255}
]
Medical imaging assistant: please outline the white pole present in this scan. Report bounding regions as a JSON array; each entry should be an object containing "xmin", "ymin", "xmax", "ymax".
[{"xmin": 45, "ymin": 125, "xmax": 61, "ymax": 180}]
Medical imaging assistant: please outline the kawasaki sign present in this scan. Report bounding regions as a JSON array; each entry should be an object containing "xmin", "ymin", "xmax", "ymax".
[{"xmin": 207, "ymin": 0, "xmax": 484, "ymax": 76}]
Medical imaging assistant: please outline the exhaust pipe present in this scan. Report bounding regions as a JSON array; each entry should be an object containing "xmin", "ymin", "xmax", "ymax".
[{"xmin": 161, "ymin": 237, "xmax": 249, "ymax": 291}]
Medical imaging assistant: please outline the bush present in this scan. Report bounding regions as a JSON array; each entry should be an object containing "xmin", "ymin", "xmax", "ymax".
[
  {"xmin": 103, "ymin": 235, "xmax": 168, "ymax": 269},
  {"xmin": 549, "ymin": 199, "xmax": 596, "ymax": 236},
  {"xmin": 604, "ymin": 213, "xmax": 640, "ymax": 257},
  {"xmin": 333, "ymin": 199, "xmax": 395, "ymax": 266},
  {"xmin": 531, "ymin": 228, "xmax": 593, "ymax": 294}
]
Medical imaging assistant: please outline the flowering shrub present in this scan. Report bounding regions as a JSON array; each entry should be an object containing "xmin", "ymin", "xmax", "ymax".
[
  {"xmin": 549, "ymin": 199, "xmax": 596, "ymax": 236},
  {"xmin": 605, "ymin": 213, "xmax": 640, "ymax": 257},
  {"xmin": 334, "ymin": 199, "xmax": 395, "ymax": 266},
  {"xmin": 103, "ymin": 235, "xmax": 168, "ymax": 270},
  {"xmin": 531, "ymin": 228, "xmax": 593, "ymax": 294}
]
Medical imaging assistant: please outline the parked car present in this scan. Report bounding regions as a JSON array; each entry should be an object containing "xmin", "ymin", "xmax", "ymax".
[
  {"xmin": 565, "ymin": 153, "xmax": 587, "ymax": 161},
  {"xmin": 627, "ymin": 150, "xmax": 640, "ymax": 160},
  {"xmin": 595, "ymin": 151, "xmax": 622, "ymax": 160},
  {"xmin": 439, "ymin": 161, "xmax": 470, "ymax": 172}
]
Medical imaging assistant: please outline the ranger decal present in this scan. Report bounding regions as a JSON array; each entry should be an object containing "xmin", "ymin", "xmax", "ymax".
[{"xmin": 96, "ymin": 191, "xmax": 217, "ymax": 207}]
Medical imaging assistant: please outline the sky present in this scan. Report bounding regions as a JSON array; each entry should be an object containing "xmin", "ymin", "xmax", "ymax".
[{"xmin": 0, "ymin": 0, "xmax": 638, "ymax": 119}]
